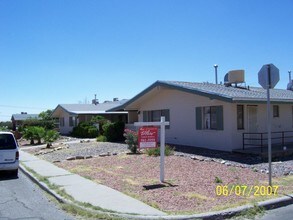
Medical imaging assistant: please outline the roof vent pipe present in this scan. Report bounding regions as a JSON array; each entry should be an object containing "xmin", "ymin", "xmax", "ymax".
[
  {"xmin": 287, "ymin": 71, "xmax": 293, "ymax": 90},
  {"xmin": 214, "ymin": 64, "xmax": 218, "ymax": 85}
]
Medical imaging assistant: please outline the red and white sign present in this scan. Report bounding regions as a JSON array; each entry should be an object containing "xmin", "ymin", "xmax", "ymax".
[{"xmin": 138, "ymin": 127, "xmax": 158, "ymax": 149}]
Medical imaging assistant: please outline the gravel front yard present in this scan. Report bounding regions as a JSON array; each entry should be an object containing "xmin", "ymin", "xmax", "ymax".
[{"xmin": 21, "ymin": 140, "xmax": 293, "ymax": 214}]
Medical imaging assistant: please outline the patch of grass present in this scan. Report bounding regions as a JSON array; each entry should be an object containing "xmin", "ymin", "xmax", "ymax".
[
  {"xmin": 123, "ymin": 178, "xmax": 140, "ymax": 186},
  {"xmin": 83, "ymin": 175, "xmax": 94, "ymax": 181},
  {"xmin": 184, "ymin": 192, "xmax": 214, "ymax": 201},
  {"xmin": 215, "ymin": 176, "xmax": 223, "ymax": 184},
  {"xmin": 145, "ymin": 145, "xmax": 174, "ymax": 156},
  {"xmin": 96, "ymin": 135, "xmax": 107, "ymax": 142},
  {"xmin": 69, "ymin": 165, "xmax": 93, "ymax": 173},
  {"xmin": 233, "ymin": 204, "xmax": 265, "ymax": 219},
  {"xmin": 228, "ymin": 167, "xmax": 238, "ymax": 172},
  {"xmin": 61, "ymin": 203, "xmax": 126, "ymax": 220}
]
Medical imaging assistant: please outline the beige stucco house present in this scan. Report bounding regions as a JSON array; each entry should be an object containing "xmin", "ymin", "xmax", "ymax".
[
  {"xmin": 109, "ymin": 80, "xmax": 293, "ymax": 152},
  {"xmin": 52, "ymin": 100, "xmax": 128, "ymax": 135}
]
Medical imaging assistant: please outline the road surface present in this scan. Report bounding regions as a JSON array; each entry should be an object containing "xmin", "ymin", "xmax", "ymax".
[{"xmin": 0, "ymin": 171, "xmax": 75, "ymax": 220}]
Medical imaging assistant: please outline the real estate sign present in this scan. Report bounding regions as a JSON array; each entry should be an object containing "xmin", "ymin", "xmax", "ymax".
[{"xmin": 138, "ymin": 127, "xmax": 158, "ymax": 149}]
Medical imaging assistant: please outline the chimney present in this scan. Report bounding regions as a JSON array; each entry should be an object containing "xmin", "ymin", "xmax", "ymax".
[
  {"xmin": 113, "ymin": 97, "xmax": 119, "ymax": 102},
  {"xmin": 92, "ymin": 94, "xmax": 99, "ymax": 105}
]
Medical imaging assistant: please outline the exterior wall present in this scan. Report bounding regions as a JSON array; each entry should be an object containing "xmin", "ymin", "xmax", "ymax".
[
  {"xmin": 59, "ymin": 111, "xmax": 75, "ymax": 135},
  {"xmin": 136, "ymin": 89, "xmax": 293, "ymax": 151},
  {"xmin": 128, "ymin": 111, "xmax": 138, "ymax": 124},
  {"xmin": 231, "ymin": 103, "xmax": 293, "ymax": 149},
  {"xmin": 137, "ymin": 89, "xmax": 235, "ymax": 151}
]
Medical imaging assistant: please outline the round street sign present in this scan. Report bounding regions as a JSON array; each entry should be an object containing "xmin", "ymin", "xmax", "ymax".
[{"xmin": 258, "ymin": 64, "xmax": 280, "ymax": 89}]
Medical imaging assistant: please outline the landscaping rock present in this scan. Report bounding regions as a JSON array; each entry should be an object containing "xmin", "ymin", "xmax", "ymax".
[
  {"xmin": 66, "ymin": 156, "xmax": 76, "ymax": 161},
  {"xmin": 76, "ymin": 156, "xmax": 85, "ymax": 160}
]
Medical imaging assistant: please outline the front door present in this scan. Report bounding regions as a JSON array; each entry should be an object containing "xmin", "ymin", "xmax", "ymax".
[
  {"xmin": 247, "ymin": 105, "xmax": 258, "ymax": 132},
  {"xmin": 247, "ymin": 105, "xmax": 258, "ymax": 145}
]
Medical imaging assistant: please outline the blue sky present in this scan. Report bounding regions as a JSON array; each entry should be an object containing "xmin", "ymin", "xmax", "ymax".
[{"xmin": 1, "ymin": 0, "xmax": 293, "ymax": 121}]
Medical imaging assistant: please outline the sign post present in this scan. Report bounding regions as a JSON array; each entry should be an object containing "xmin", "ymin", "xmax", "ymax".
[
  {"xmin": 258, "ymin": 64, "xmax": 279, "ymax": 187},
  {"xmin": 134, "ymin": 116, "xmax": 169, "ymax": 182}
]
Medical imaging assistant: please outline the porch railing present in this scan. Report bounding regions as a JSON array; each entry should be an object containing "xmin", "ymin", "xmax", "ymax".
[{"xmin": 242, "ymin": 131, "xmax": 293, "ymax": 152}]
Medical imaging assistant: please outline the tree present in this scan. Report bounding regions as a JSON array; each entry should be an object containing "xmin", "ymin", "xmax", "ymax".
[
  {"xmin": 22, "ymin": 126, "xmax": 45, "ymax": 145},
  {"xmin": 44, "ymin": 130, "xmax": 59, "ymax": 148},
  {"xmin": 39, "ymin": 110, "xmax": 55, "ymax": 130},
  {"xmin": 90, "ymin": 116, "xmax": 109, "ymax": 134}
]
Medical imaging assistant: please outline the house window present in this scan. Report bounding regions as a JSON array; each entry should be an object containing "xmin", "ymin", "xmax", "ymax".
[
  {"xmin": 60, "ymin": 117, "xmax": 65, "ymax": 127},
  {"xmin": 143, "ymin": 109, "xmax": 170, "ymax": 128},
  {"xmin": 69, "ymin": 116, "xmax": 76, "ymax": 127},
  {"xmin": 273, "ymin": 105, "xmax": 279, "ymax": 117},
  {"xmin": 237, "ymin": 105, "xmax": 244, "ymax": 130},
  {"xmin": 196, "ymin": 106, "xmax": 223, "ymax": 130}
]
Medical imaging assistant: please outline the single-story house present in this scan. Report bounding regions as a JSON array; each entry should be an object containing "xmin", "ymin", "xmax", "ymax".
[
  {"xmin": 51, "ymin": 99, "xmax": 128, "ymax": 135},
  {"xmin": 11, "ymin": 113, "xmax": 40, "ymax": 131},
  {"xmin": 108, "ymin": 80, "xmax": 293, "ymax": 152}
]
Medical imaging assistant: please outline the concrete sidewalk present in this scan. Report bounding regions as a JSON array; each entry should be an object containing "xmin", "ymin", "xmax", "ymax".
[{"xmin": 20, "ymin": 150, "xmax": 166, "ymax": 216}]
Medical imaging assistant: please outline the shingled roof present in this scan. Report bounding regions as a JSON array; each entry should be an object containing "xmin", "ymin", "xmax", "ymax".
[
  {"xmin": 52, "ymin": 99, "xmax": 128, "ymax": 116},
  {"xmin": 161, "ymin": 81, "xmax": 293, "ymax": 102},
  {"xmin": 108, "ymin": 80, "xmax": 293, "ymax": 111}
]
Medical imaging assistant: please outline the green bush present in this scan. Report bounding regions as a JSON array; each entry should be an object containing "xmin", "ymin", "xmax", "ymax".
[
  {"xmin": 145, "ymin": 145, "xmax": 175, "ymax": 156},
  {"xmin": 124, "ymin": 129, "xmax": 138, "ymax": 153},
  {"xmin": 71, "ymin": 122, "xmax": 99, "ymax": 138},
  {"xmin": 215, "ymin": 176, "xmax": 223, "ymax": 184},
  {"xmin": 96, "ymin": 135, "xmax": 107, "ymax": 142},
  {"xmin": 22, "ymin": 126, "xmax": 45, "ymax": 145},
  {"xmin": 44, "ymin": 130, "xmax": 59, "ymax": 148},
  {"xmin": 91, "ymin": 116, "xmax": 109, "ymax": 135},
  {"xmin": 102, "ymin": 121, "xmax": 125, "ymax": 142}
]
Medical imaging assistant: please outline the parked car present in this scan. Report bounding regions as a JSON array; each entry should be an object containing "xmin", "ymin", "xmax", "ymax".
[{"xmin": 0, "ymin": 132, "xmax": 19, "ymax": 177}]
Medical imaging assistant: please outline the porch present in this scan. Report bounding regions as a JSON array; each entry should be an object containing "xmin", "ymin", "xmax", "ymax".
[{"xmin": 233, "ymin": 131, "xmax": 293, "ymax": 158}]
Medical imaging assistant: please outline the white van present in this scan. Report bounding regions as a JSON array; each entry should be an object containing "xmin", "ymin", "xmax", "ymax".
[{"xmin": 0, "ymin": 132, "xmax": 19, "ymax": 177}]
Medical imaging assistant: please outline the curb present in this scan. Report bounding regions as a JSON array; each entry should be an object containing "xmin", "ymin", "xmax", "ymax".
[{"xmin": 20, "ymin": 164, "xmax": 293, "ymax": 220}]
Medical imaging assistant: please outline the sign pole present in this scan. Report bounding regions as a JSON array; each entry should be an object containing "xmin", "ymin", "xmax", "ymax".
[
  {"xmin": 267, "ymin": 65, "xmax": 272, "ymax": 187},
  {"xmin": 160, "ymin": 116, "xmax": 165, "ymax": 182},
  {"xmin": 134, "ymin": 117, "xmax": 169, "ymax": 183}
]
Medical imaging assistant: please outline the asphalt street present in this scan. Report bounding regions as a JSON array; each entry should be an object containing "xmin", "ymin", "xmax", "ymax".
[
  {"xmin": 0, "ymin": 171, "xmax": 75, "ymax": 220},
  {"xmin": 259, "ymin": 203, "xmax": 293, "ymax": 220}
]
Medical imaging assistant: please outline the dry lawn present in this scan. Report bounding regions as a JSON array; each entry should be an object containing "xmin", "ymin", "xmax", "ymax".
[{"xmin": 57, "ymin": 154, "xmax": 293, "ymax": 214}]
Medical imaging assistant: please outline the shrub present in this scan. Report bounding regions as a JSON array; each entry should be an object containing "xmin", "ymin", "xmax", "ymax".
[
  {"xmin": 44, "ymin": 130, "xmax": 59, "ymax": 148},
  {"xmin": 96, "ymin": 135, "xmax": 107, "ymax": 142},
  {"xmin": 0, "ymin": 126, "xmax": 9, "ymax": 131},
  {"xmin": 145, "ymin": 145, "xmax": 175, "ymax": 156},
  {"xmin": 22, "ymin": 126, "xmax": 45, "ymax": 145},
  {"xmin": 215, "ymin": 176, "xmax": 223, "ymax": 184},
  {"xmin": 103, "ymin": 121, "xmax": 125, "ymax": 142},
  {"xmin": 91, "ymin": 116, "xmax": 109, "ymax": 135},
  {"xmin": 123, "ymin": 129, "xmax": 138, "ymax": 153},
  {"xmin": 71, "ymin": 122, "xmax": 99, "ymax": 138}
]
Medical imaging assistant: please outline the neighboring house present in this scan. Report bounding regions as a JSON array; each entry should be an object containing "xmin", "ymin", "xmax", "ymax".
[
  {"xmin": 109, "ymin": 80, "xmax": 293, "ymax": 152},
  {"xmin": 51, "ymin": 99, "xmax": 128, "ymax": 135},
  {"xmin": 11, "ymin": 113, "xmax": 40, "ymax": 131}
]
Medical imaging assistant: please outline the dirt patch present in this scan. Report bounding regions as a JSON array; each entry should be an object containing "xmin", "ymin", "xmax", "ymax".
[{"xmin": 56, "ymin": 154, "xmax": 292, "ymax": 214}]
